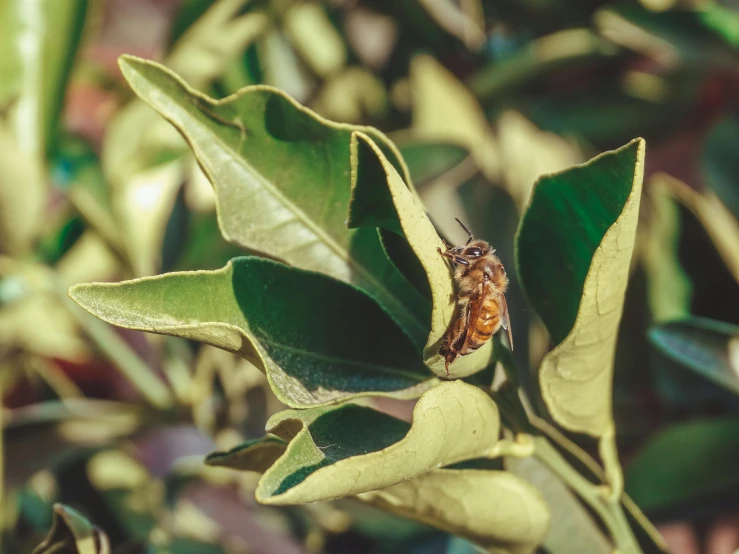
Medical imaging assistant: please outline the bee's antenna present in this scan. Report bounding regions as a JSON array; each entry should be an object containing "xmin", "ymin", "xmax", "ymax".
[{"xmin": 455, "ymin": 218, "xmax": 473, "ymax": 245}]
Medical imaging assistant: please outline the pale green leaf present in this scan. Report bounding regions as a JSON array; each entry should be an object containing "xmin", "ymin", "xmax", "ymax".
[
  {"xmin": 117, "ymin": 55, "xmax": 430, "ymax": 348},
  {"xmin": 358, "ymin": 469, "xmax": 549, "ymax": 554},
  {"xmin": 216, "ymin": 381, "xmax": 500, "ymax": 504},
  {"xmin": 69, "ymin": 257, "xmax": 434, "ymax": 407},
  {"xmin": 0, "ymin": 0, "xmax": 89, "ymax": 156},
  {"xmin": 410, "ymin": 54, "xmax": 499, "ymax": 180},
  {"xmin": 506, "ymin": 455, "xmax": 611, "ymax": 554},
  {"xmin": 517, "ymin": 139, "xmax": 645, "ymax": 436},
  {"xmin": 640, "ymin": 176, "xmax": 692, "ymax": 322}
]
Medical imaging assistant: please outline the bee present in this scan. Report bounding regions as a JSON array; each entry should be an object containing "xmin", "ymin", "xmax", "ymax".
[{"xmin": 437, "ymin": 219, "xmax": 512, "ymax": 375}]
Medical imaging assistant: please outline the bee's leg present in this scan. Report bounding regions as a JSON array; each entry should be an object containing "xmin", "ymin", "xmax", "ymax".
[{"xmin": 443, "ymin": 302, "xmax": 470, "ymax": 376}]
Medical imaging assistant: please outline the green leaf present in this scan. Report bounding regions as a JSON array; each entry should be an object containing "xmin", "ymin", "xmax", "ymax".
[
  {"xmin": 516, "ymin": 139, "xmax": 645, "ymax": 436},
  {"xmin": 641, "ymin": 177, "xmax": 692, "ymax": 322},
  {"xmin": 207, "ymin": 431, "xmax": 550, "ymax": 553},
  {"xmin": 358, "ymin": 469, "xmax": 550, "ymax": 554},
  {"xmin": 32, "ymin": 504, "xmax": 110, "ymax": 554},
  {"xmin": 649, "ymin": 317, "xmax": 739, "ymax": 397},
  {"xmin": 506, "ymin": 455, "xmax": 611, "ymax": 554},
  {"xmin": 208, "ymin": 381, "xmax": 499, "ymax": 504},
  {"xmin": 397, "ymin": 139, "xmax": 471, "ymax": 189},
  {"xmin": 625, "ymin": 418, "xmax": 739, "ymax": 513},
  {"xmin": 703, "ymin": 116, "xmax": 739, "ymax": 221},
  {"xmin": 117, "ymin": 55, "xmax": 430, "ymax": 349},
  {"xmin": 0, "ymin": 0, "xmax": 90, "ymax": 156},
  {"xmin": 656, "ymin": 173, "xmax": 739, "ymax": 284},
  {"xmin": 206, "ymin": 437, "xmax": 287, "ymax": 473},
  {"xmin": 69, "ymin": 257, "xmax": 434, "ymax": 407},
  {"xmin": 350, "ymin": 132, "xmax": 495, "ymax": 377}
]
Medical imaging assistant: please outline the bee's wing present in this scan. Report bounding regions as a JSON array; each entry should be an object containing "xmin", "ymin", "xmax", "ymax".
[{"xmin": 499, "ymin": 293, "xmax": 513, "ymax": 351}]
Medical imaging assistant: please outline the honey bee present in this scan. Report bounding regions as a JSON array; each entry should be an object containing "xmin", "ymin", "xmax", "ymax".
[{"xmin": 438, "ymin": 219, "xmax": 512, "ymax": 375}]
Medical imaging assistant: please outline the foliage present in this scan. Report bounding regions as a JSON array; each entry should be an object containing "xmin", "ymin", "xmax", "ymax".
[{"xmin": 2, "ymin": 0, "xmax": 739, "ymax": 553}]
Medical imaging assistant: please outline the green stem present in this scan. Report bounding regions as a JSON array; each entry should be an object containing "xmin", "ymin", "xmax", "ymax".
[{"xmin": 534, "ymin": 437, "xmax": 642, "ymax": 553}]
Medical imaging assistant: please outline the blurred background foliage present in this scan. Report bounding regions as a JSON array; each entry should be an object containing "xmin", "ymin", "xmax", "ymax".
[{"xmin": 1, "ymin": 0, "xmax": 739, "ymax": 552}]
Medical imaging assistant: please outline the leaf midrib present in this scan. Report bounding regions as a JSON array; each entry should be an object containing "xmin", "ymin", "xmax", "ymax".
[{"xmin": 169, "ymin": 92, "xmax": 427, "ymax": 345}]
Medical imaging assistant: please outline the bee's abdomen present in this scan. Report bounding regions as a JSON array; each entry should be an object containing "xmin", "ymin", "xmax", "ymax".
[{"xmin": 467, "ymin": 304, "xmax": 500, "ymax": 351}]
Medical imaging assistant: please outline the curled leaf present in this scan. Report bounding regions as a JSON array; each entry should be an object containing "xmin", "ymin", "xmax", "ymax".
[
  {"xmin": 207, "ymin": 381, "xmax": 500, "ymax": 504},
  {"xmin": 517, "ymin": 139, "xmax": 645, "ymax": 436},
  {"xmin": 33, "ymin": 504, "xmax": 110, "ymax": 554}
]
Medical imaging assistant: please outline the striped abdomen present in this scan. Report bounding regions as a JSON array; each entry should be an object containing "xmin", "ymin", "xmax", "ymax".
[{"xmin": 461, "ymin": 294, "xmax": 501, "ymax": 354}]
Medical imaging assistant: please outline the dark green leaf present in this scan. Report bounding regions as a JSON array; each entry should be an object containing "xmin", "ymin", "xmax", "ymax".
[
  {"xmin": 69, "ymin": 257, "xmax": 434, "ymax": 407},
  {"xmin": 626, "ymin": 418, "xmax": 739, "ymax": 514},
  {"xmin": 703, "ymin": 116, "xmax": 739, "ymax": 221},
  {"xmin": 649, "ymin": 317, "xmax": 739, "ymax": 396},
  {"xmin": 32, "ymin": 504, "xmax": 110, "ymax": 554}
]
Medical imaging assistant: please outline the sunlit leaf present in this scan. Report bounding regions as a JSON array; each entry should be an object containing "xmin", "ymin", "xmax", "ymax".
[
  {"xmin": 69, "ymin": 257, "xmax": 434, "ymax": 407},
  {"xmin": 626, "ymin": 418, "xmax": 739, "ymax": 513},
  {"xmin": 506, "ymin": 454, "xmax": 611, "ymax": 554},
  {"xmin": 410, "ymin": 54, "xmax": 499, "ymax": 180},
  {"xmin": 358, "ymin": 469, "xmax": 549, "ymax": 554},
  {"xmin": 0, "ymin": 0, "xmax": 90, "ymax": 156},
  {"xmin": 284, "ymin": 2, "xmax": 346, "ymax": 77},
  {"xmin": 0, "ymin": 124, "xmax": 46, "ymax": 255},
  {"xmin": 517, "ymin": 139, "xmax": 645, "ymax": 436},
  {"xmin": 640, "ymin": 177, "xmax": 692, "ymax": 322},
  {"xmin": 117, "ymin": 55, "xmax": 430, "ymax": 348},
  {"xmin": 32, "ymin": 504, "xmax": 110, "ymax": 554},
  {"xmin": 649, "ymin": 317, "xmax": 739, "ymax": 397}
]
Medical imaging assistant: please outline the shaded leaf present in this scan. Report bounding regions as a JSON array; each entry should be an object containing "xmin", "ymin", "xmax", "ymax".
[
  {"xmin": 32, "ymin": 504, "xmax": 110, "ymax": 554},
  {"xmin": 349, "ymin": 132, "xmax": 494, "ymax": 377},
  {"xmin": 118, "ymin": 55, "xmax": 430, "ymax": 349},
  {"xmin": 358, "ymin": 469, "xmax": 549, "ymax": 554},
  {"xmin": 5, "ymin": 399, "xmax": 143, "ymax": 488},
  {"xmin": 208, "ymin": 381, "xmax": 499, "ymax": 504},
  {"xmin": 206, "ymin": 437, "xmax": 287, "ymax": 473},
  {"xmin": 625, "ymin": 418, "xmax": 739, "ymax": 514},
  {"xmin": 649, "ymin": 317, "xmax": 739, "ymax": 397},
  {"xmin": 703, "ymin": 116, "xmax": 739, "ymax": 221},
  {"xmin": 656, "ymin": 173, "xmax": 739, "ymax": 284},
  {"xmin": 517, "ymin": 139, "xmax": 645, "ymax": 436},
  {"xmin": 69, "ymin": 257, "xmax": 434, "ymax": 408},
  {"xmin": 397, "ymin": 139, "xmax": 471, "ymax": 189}
]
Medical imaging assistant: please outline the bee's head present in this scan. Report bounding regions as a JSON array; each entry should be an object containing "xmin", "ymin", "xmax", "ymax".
[{"xmin": 450, "ymin": 239, "xmax": 494, "ymax": 263}]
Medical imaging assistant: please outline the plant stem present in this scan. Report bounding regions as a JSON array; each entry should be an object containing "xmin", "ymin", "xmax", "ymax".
[{"xmin": 534, "ymin": 437, "xmax": 643, "ymax": 553}]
